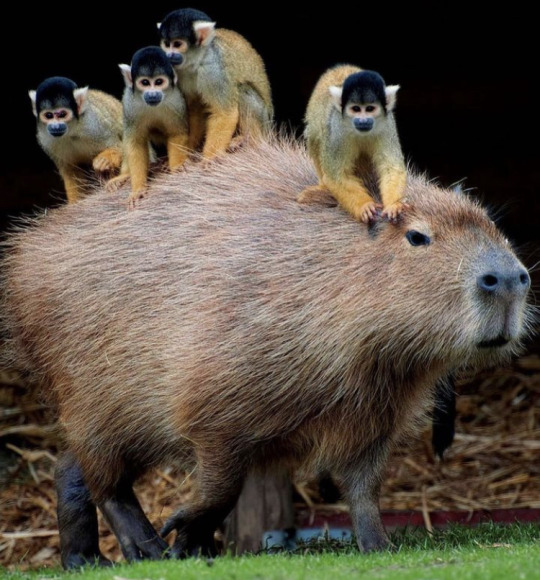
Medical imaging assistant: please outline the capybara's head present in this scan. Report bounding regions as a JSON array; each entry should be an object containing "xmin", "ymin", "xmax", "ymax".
[{"xmin": 348, "ymin": 180, "xmax": 533, "ymax": 371}]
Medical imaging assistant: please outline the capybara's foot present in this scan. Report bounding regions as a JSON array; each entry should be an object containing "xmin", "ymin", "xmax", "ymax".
[
  {"xmin": 161, "ymin": 511, "xmax": 217, "ymax": 559},
  {"xmin": 63, "ymin": 552, "xmax": 112, "ymax": 570},
  {"xmin": 356, "ymin": 530, "xmax": 392, "ymax": 553}
]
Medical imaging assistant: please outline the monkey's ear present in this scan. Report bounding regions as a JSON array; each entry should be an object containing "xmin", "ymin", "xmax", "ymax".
[
  {"xmin": 156, "ymin": 22, "xmax": 161, "ymax": 30},
  {"xmin": 28, "ymin": 90, "xmax": 38, "ymax": 116},
  {"xmin": 385, "ymin": 85, "xmax": 400, "ymax": 111},
  {"xmin": 193, "ymin": 21, "xmax": 216, "ymax": 46},
  {"xmin": 73, "ymin": 86, "xmax": 89, "ymax": 114},
  {"xmin": 119, "ymin": 64, "xmax": 133, "ymax": 88},
  {"xmin": 329, "ymin": 86, "xmax": 343, "ymax": 112}
]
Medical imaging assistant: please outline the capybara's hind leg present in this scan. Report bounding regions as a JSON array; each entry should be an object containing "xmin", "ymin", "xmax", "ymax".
[
  {"xmin": 98, "ymin": 478, "xmax": 169, "ymax": 562},
  {"xmin": 56, "ymin": 451, "xmax": 111, "ymax": 569},
  {"xmin": 338, "ymin": 436, "xmax": 392, "ymax": 552},
  {"xmin": 161, "ymin": 451, "xmax": 247, "ymax": 557}
]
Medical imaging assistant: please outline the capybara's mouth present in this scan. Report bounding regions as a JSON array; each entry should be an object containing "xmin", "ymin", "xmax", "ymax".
[{"xmin": 478, "ymin": 335, "xmax": 510, "ymax": 348}]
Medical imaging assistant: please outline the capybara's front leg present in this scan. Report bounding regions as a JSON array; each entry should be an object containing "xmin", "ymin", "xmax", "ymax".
[
  {"xmin": 339, "ymin": 436, "xmax": 391, "ymax": 552},
  {"xmin": 161, "ymin": 449, "xmax": 247, "ymax": 557},
  {"xmin": 98, "ymin": 479, "xmax": 169, "ymax": 561},
  {"xmin": 55, "ymin": 451, "xmax": 111, "ymax": 569}
]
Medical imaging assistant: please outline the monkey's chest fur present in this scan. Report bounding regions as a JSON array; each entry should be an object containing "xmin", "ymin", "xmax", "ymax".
[
  {"xmin": 350, "ymin": 153, "xmax": 381, "ymax": 201},
  {"xmin": 38, "ymin": 128, "xmax": 107, "ymax": 166}
]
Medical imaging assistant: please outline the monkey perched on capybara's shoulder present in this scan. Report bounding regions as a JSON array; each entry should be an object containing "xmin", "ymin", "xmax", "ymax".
[{"xmin": 1, "ymin": 137, "xmax": 532, "ymax": 568}]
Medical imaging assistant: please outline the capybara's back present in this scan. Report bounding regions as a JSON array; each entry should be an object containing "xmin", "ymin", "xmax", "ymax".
[{"xmin": 1, "ymin": 137, "xmax": 532, "ymax": 562}]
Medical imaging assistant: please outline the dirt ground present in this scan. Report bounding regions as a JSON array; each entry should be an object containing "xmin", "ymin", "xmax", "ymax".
[{"xmin": 1, "ymin": 350, "xmax": 539, "ymax": 570}]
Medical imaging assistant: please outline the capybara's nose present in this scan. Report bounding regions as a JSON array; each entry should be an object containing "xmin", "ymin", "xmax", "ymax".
[{"xmin": 477, "ymin": 268, "xmax": 530, "ymax": 297}]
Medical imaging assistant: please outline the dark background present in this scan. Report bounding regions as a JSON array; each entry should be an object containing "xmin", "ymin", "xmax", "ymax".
[{"xmin": 1, "ymin": 3, "xmax": 538, "ymax": 267}]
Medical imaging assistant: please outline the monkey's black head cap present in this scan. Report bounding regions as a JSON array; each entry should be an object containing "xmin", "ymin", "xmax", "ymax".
[
  {"xmin": 131, "ymin": 47, "xmax": 176, "ymax": 82},
  {"xmin": 342, "ymin": 71, "xmax": 388, "ymax": 113},
  {"xmin": 35, "ymin": 76, "xmax": 79, "ymax": 117},
  {"xmin": 159, "ymin": 8, "xmax": 212, "ymax": 43}
]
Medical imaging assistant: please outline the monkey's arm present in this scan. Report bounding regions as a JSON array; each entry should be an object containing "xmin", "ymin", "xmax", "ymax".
[
  {"xmin": 202, "ymin": 105, "xmax": 239, "ymax": 160},
  {"xmin": 322, "ymin": 174, "xmax": 380, "ymax": 223},
  {"xmin": 92, "ymin": 147, "xmax": 123, "ymax": 174},
  {"xmin": 186, "ymin": 98, "xmax": 207, "ymax": 152},
  {"xmin": 378, "ymin": 162, "xmax": 407, "ymax": 221},
  {"xmin": 123, "ymin": 135, "xmax": 150, "ymax": 206}
]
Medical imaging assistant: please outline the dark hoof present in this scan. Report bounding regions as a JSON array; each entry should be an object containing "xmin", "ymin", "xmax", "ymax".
[
  {"xmin": 121, "ymin": 534, "xmax": 170, "ymax": 562},
  {"xmin": 358, "ymin": 536, "xmax": 392, "ymax": 553},
  {"xmin": 63, "ymin": 553, "xmax": 112, "ymax": 570}
]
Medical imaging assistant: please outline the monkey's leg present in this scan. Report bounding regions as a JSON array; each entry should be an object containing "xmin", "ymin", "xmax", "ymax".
[
  {"xmin": 167, "ymin": 133, "xmax": 189, "ymax": 170},
  {"xmin": 161, "ymin": 450, "xmax": 247, "ymax": 558},
  {"xmin": 379, "ymin": 166, "xmax": 407, "ymax": 221},
  {"xmin": 187, "ymin": 103, "xmax": 207, "ymax": 152},
  {"xmin": 202, "ymin": 107, "xmax": 240, "ymax": 160},
  {"xmin": 98, "ymin": 478, "xmax": 169, "ymax": 562},
  {"xmin": 58, "ymin": 165, "xmax": 85, "ymax": 204},
  {"xmin": 92, "ymin": 147, "xmax": 123, "ymax": 174},
  {"xmin": 337, "ymin": 436, "xmax": 391, "ymax": 552},
  {"xmin": 56, "ymin": 451, "xmax": 111, "ymax": 569},
  {"xmin": 323, "ymin": 176, "xmax": 381, "ymax": 223},
  {"xmin": 236, "ymin": 89, "xmax": 271, "ymax": 146}
]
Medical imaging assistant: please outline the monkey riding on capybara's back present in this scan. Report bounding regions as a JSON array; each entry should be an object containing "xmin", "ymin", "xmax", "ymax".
[
  {"xmin": 29, "ymin": 77, "xmax": 123, "ymax": 203},
  {"xmin": 1, "ymin": 137, "xmax": 532, "ymax": 568}
]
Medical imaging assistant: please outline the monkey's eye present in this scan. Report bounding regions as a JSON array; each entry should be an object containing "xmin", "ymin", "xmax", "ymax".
[
  {"xmin": 57, "ymin": 110, "xmax": 67, "ymax": 119},
  {"xmin": 351, "ymin": 105, "xmax": 361, "ymax": 113},
  {"xmin": 163, "ymin": 40, "xmax": 171, "ymax": 48},
  {"xmin": 44, "ymin": 112, "xmax": 54, "ymax": 119},
  {"xmin": 406, "ymin": 230, "xmax": 431, "ymax": 247},
  {"xmin": 366, "ymin": 105, "xmax": 376, "ymax": 113},
  {"xmin": 155, "ymin": 78, "xmax": 164, "ymax": 86},
  {"xmin": 173, "ymin": 40, "xmax": 183, "ymax": 49},
  {"xmin": 141, "ymin": 79, "xmax": 151, "ymax": 87}
]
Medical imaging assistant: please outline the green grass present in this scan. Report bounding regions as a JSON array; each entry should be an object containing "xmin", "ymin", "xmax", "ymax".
[{"xmin": 4, "ymin": 523, "xmax": 540, "ymax": 580}]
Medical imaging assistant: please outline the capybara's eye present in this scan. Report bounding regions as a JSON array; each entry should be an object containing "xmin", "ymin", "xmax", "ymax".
[{"xmin": 406, "ymin": 230, "xmax": 431, "ymax": 247}]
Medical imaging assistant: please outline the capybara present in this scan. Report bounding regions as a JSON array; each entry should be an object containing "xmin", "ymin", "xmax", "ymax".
[{"xmin": 1, "ymin": 137, "xmax": 532, "ymax": 568}]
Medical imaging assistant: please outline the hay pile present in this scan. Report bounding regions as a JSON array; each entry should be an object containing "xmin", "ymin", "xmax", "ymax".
[{"xmin": 1, "ymin": 354, "xmax": 539, "ymax": 570}]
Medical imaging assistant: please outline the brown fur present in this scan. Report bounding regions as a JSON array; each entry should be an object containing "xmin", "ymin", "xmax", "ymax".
[{"xmin": 1, "ymin": 137, "xmax": 533, "ymax": 554}]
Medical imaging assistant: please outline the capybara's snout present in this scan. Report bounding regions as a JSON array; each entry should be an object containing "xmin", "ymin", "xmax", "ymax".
[
  {"xmin": 476, "ymin": 246, "xmax": 530, "ymax": 299},
  {"xmin": 473, "ymin": 248, "xmax": 530, "ymax": 347},
  {"xmin": 476, "ymin": 263, "xmax": 530, "ymax": 299}
]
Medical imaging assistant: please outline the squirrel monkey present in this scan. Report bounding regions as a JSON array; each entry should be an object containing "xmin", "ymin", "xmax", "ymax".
[
  {"xmin": 299, "ymin": 65, "xmax": 406, "ymax": 223},
  {"xmin": 29, "ymin": 77, "xmax": 123, "ymax": 203},
  {"xmin": 112, "ymin": 46, "xmax": 189, "ymax": 207},
  {"xmin": 157, "ymin": 8, "xmax": 273, "ymax": 159}
]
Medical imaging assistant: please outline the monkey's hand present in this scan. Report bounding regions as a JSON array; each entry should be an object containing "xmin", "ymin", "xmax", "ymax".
[
  {"xmin": 105, "ymin": 174, "xmax": 130, "ymax": 193},
  {"xmin": 355, "ymin": 201, "xmax": 381, "ymax": 224},
  {"xmin": 297, "ymin": 186, "xmax": 338, "ymax": 208},
  {"xmin": 382, "ymin": 201, "xmax": 407, "ymax": 223},
  {"xmin": 227, "ymin": 134, "xmax": 248, "ymax": 153},
  {"xmin": 92, "ymin": 148, "xmax": 123, "ymax": 174}
]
